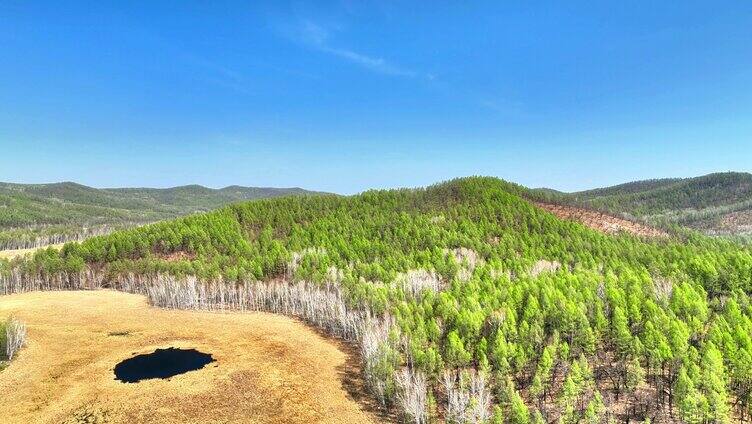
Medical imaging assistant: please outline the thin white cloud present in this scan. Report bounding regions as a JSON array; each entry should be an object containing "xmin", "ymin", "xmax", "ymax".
[
  {"xmin": 320, "ymin": 45, "xmax": 417, "ymax": 77},
  {"xmin": 295, "ymin": 20, "xmax": 418, "ymax": 77},
  {"xmin": 281, "ymin": 18, "xmax": 525, "ymax": 115},
  {"xmin": 300, "ymin": 20, "xmax": 330, "ymax": 45}
]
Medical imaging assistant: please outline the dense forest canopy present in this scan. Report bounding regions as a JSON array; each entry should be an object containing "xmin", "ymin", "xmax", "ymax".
[
  {"xmin": 574, "ymin": 172, "xmax": 752, "ymax": 213},
  {"xmin": 3, "ymin": 176, "xmax": 752, "ymax": 423}
]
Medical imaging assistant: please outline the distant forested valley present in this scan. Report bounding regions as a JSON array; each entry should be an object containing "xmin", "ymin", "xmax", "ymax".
[
  {"xmin": 533, "ymin": 172, "xmax": 752, "ymax": 239},
  {"xmin": 0, "ymin": 181, "xmax": 319, "ymax": 250}
]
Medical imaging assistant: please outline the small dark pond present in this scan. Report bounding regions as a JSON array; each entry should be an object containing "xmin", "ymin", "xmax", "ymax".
[{"xmin": 114, "ymin": 347, "xmax": 215, "ymax": 383}]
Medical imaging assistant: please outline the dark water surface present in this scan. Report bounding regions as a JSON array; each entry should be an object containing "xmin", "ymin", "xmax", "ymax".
[{"xmin": 114, "ymin": 347, "xmax": 215, "ymax": 383}]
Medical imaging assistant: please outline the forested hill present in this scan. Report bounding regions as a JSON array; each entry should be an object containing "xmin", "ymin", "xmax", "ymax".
[
  {"xmin": 5, "ymin": 176, "xmax": 752, "ymax": 423},
  {"xmin": 541, "ymin": 172, "xmax": 752, "ymax": 236},
  {"xmin": 0, "ymin": 181, "xmax": 320, "ymax": 249}
]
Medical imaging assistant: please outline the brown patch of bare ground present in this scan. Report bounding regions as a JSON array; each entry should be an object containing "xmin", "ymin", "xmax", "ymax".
[
  {"xmin": 709, "ymin": 209, "xmax": 752, "ymax": 234},
  {"xmin": 534, "ymin": 202, "xmax": 668, "ymax": 238},
  {"xmin": 155, "ymin": 250, "xmax": 197, "ymax": 262},
  {"xmin": 0, "ymin": 290, "xmax": 382, "ymax": 424}
]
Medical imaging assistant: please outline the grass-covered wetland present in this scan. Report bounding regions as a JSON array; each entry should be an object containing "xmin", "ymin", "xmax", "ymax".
[{"xmin": 0, "ymin": 290, "xmax": 379, "ymax": 424}]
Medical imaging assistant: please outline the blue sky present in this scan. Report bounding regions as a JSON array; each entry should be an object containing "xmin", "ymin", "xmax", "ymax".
[{"xmin": 1, "ymin": 1, "xmax": 751, "ymax": 194}]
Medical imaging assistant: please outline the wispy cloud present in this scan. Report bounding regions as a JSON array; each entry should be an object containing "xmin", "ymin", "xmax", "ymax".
[
  {"xmin": 321, "ymin": 45, "xmax": 417, "ymax": 77},
  {"xmin": 279, "ymin": 18, "xmax": 521, "ymax": 115},
  {"xmin": 294, "ymin": 20, "xmax": 418, "ymax": 77}
]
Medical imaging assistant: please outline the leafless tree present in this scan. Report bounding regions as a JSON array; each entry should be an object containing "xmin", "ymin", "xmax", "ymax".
[
  {"xmin": 443, "ymin": 369, "xmax": 492, "ymax": 423},
  {"xmin": 444, "ymin": 247, "xmax": 483, "ymax": 281},
  {"xmin": 395, "ymin": 367, "xmax": 429, "ymax": 424},
  {"xmin": 6, "ymin": 317, "xmax": 27, "ymax": 360},
  {"xmin": 0, "ymin": 266, "xmax": 105, "ymax": 295},
  {"xmin": 530, "ymin": 259, "xmax": 561, "ymax": 277},
  {"xmin": 0, "ymin": 224, "xmax": 128, "ymax": 251},
  {"xmin": 467, "ymin": 370, "xmax": 492, "ymax": 423},
  {"xmin": 398, "ymin": 269, "xmax": 444, "ymax": 299},
  {"xmin": 360, "ymin": 317, "xmax": 395, "ymax": 405},
  {"xmin": 444, "ymin": 370, "xmax": 471, "ymax": 423}
]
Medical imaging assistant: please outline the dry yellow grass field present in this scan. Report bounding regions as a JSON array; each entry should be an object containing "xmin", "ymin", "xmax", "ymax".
[
  {"xmin": 0, "ymin": 243, "xmax": 64, "ymax": 260},
  {"xmin": 0, "ymin": 290, "xmax": 384, "ymax": 424}
]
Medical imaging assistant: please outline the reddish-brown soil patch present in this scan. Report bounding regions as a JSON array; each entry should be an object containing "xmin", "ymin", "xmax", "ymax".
[
  {"xmin": 710, "ymin": 210, "xmax": 752, "ymax": 234},
  {"xmin": 156, "ymin": 251, "xmax": 197, "ymax": 262},
  {"xmin": 534, "ymin": 202, "xmax": 668, "ymax": 238}
]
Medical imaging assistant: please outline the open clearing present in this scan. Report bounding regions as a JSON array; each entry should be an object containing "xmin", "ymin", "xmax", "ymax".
[
  {"xmin": 0, "ymin": 291, "xmax": 381, "ymax": 424},
  {"xmin": 0, "ymin": 243, "xmax": 64, "ymax": 260},
  {"xmin": 534, "ymin": 202, "xmax": 668, "ymax": 238}
]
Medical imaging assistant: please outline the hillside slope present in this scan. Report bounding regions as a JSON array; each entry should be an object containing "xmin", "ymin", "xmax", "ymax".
[
  {"xmin": 3, "ymin": 177, "xmax": 752, "ymax": 423},
  {"xmin": 541, "ymin": 172, "xmax": 752, "ymax": 235},
  {"xmin": 0, "ymin": 182, "xmax": 320, "ymax": 249},
  {"xmin": 533, "ymin": 202, "xmax": 668, "ymax": 237}
]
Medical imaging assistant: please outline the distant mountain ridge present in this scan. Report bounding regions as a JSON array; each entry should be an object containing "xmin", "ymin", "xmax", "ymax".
[
  {"xmin": 540, "ymin": 172, "xmax": 752, "ymax": 235},
  {"xmin": 0, "ymin": 182, "xmax": 323, "ymax": 249},
  {"xmin": 0, "ymin": 181, "xmax": 321, "ymax": 228}
]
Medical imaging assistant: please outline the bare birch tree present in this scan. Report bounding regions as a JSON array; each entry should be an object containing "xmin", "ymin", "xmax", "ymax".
[
  {"xmin": 5, "ymin": 317, "xmax": 27, "ymax": 360},
  {"xmin": 395, "ymin": 367, "xmax": 429, "ymax": 423}
]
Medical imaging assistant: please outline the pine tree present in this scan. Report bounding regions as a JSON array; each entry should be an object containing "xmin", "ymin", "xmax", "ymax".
[
  {"xmin": 584, "ymin": 390, "xmax": 605, "ymax": 424},
  {"xmin": 674, "ymin": 367, "xmax": 704, "ymax": 424},
  {"xmin": 700, "ymin": 343, "xmax": 730, "ymax": 424},
  {"xmin": 531, "ymin": 408, "xmax": 545, "ymax": 424},
  {"xmin": 508, "ymin": 388, "xmax": 530, "ymax": 424},
  {"xmin": 625, "ymin": 356, "xmax": 645, "ymax": 393},
  {"xmin": 612, "ymin": 306, "xmax": 632, "ymax": 356}
]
